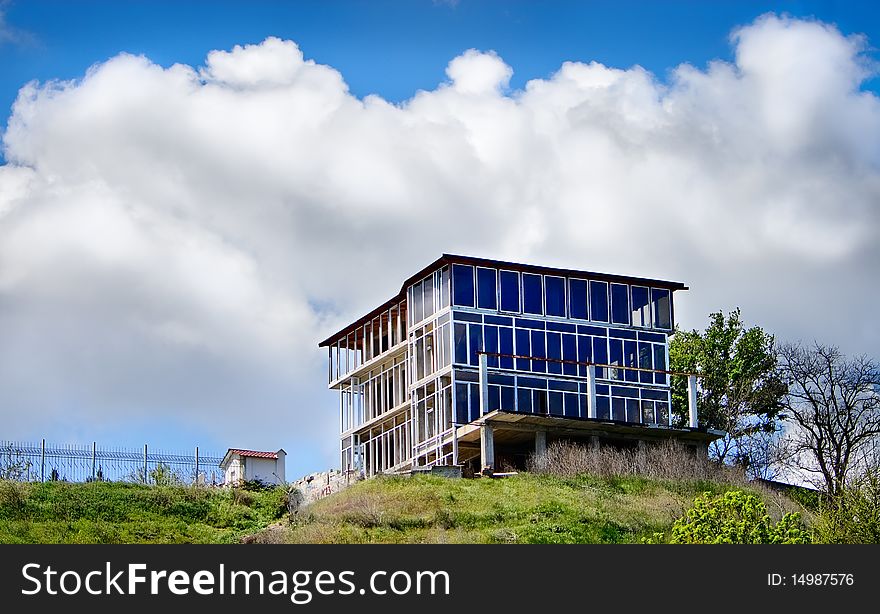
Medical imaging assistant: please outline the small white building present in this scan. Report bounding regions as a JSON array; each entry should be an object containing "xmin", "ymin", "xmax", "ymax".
[{"xmin": 219, "ymin": 448, "xmax": 286, "ymax": 486}]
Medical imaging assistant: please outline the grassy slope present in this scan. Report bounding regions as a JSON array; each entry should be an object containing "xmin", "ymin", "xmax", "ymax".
[
  {"xmin": 278, "ymin": 473, "xmax": 807, "ymax": 544},
  {"xmin": 0, "ymin": 480, "xmax": 288, "ymax": 544}
]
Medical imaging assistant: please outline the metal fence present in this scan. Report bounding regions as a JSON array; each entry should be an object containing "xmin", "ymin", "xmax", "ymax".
[{"xmin": 0, "ymin": 439, "xmax": 225, "ymax": 485}]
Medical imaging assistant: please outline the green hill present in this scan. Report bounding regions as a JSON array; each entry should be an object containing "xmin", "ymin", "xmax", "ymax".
[
  {"xmin": 270, "ymin": 472, "xmax": 807, "ymax": 544},
  {"xmin": 0, "ymin": 472, "xmax": 809, "ymax": 544}
]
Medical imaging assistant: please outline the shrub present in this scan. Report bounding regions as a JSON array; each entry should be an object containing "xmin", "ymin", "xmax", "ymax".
[
  {"xmin": 658, "ymin": 490, "xmax": 809, "ymax": 544},
  {"xmin": 813, "ymin": 470, "xmax": 880, "ymax": 544}
]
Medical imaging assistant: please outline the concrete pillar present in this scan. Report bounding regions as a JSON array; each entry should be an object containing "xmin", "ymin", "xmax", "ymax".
[
  {"xmin": 589, "ymin": 436, "xmax": 600, "ymax": 450},
  {"xmin": 586, "ymin": 364, "xmax": 597, "ymax": 419},
  {"xmin": 687, "ymin": 374, "xmax": 699, "ymax": 428},
  {"xmin": 479, "ymin": 353, "xmax": 489, "ymax": 417},
  {"xmin": 535, "ymin": 430, "xmax": 547, "ymax": 457},
  {"xmin": 480, "ymin": 423, "xmax": 495, "ymax": 474}
]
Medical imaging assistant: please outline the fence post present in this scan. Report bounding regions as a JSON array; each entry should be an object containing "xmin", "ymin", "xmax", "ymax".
[
  {"xmin": 687, "ymin": 374, "xmax": 699, "ymax": 428},
  {"xmin": 91, "ymin": 442, "xmax": 96, "ymax": 480},
  {"xmin": 40, "ymin": 438, "xmax": 46, "ymax": 482},
  {"xmin": 143, "ymin": 444, "xmax": 148, "ymax": 484},
  {"xmin": 195, "ymin": 446, "xmax": 199, "ymax": 485}
]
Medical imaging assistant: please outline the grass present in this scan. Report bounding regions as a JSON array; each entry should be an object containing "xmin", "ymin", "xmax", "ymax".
[
  {"xmin": 0, "ymin": 480, "xmax": 289, "ymax": 544},
  {"xmin": 266, "ymin": 472, "xmax": 806, "ymax": 544}
]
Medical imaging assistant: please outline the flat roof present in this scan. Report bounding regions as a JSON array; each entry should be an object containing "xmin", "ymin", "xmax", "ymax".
[{"xmin": 318, "ymin": 254, "xmax": 688, "ymax": 347}]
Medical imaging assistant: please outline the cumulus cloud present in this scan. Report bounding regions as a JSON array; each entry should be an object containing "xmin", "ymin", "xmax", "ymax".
[{"xmin": 1, "ymin": 14, "xmax": 879, "ymax": 475}]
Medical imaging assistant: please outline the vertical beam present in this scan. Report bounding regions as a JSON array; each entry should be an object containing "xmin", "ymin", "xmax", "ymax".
[
  {"xmin": 480, "ymin": 423, "xmax": 495, "ymax": 474},
  {"xmin": 40, "ymin": 438, "xmax": 46, "ymax": 482},
  {"xmin": 143, "ymin": 444, "xmax": 148, "ymax": 484},
  {"xmin": 91, "ymin": 441, "xmax": 96, "ymax": 480},
  {"xmin": 535, "ymin": 430, "xmax": 547, "ymax": 456},
  {"xmin": 687, "ymin": 374, "xmax": 699, "ymax": 428},
  {"xmin": 195, "ymin": 446, "xmax": 200, "ymax": 484},
  {"xmin": 586, "ymin": 364, "xmax": 597, "ymax": 419},
  {"xmin": 479, "ymin": 353, "xmax": 489, "ymax": 416}
]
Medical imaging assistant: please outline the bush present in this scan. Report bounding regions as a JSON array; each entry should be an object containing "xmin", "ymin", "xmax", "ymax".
[
  {"xmin": 813, "ymin": 470, "xmax": 880, "ymax": 544},
  {"xmin": 656, "ymin": 490, "xmax": 809, "ymax": 544}
]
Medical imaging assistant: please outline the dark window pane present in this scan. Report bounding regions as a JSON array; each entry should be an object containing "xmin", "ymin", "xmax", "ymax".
[
  {"xmin": 515, "ymin": 328, "xmax": 530, "ymax": 371},
  {"xmin": 488, "ymin": 385, "xmax": 501, "ymax": 412},
  {"xmin": 564, "ymin": 392, "xmax": 579, "ymax": 417},
  {"xmin": 547, "ymin": 332, "xmax": 562, "ymax": 375},
  {"xmin": 522, "ymin": 273, "xmax": 543, "ymax": 315},
  {"xmin": 517, "ymin": 388, "xmax": 532, "ymax": 413},
  {"xmin": 652, "ymin": 288, "xmax": 671, "ymax": 329},
  {"xmin": 412, "ymin": 281, "xmax": 424, "ymax": 324},
  {"xmin": 593, "ymin": 337, "xmax": 607, "ymax": 379},
  {"xmin": 609, "ymin": 338, "xmax": 623, "ymax": 381},
  {"xmin": 477, "ymin": 267, "xmax": 497, "ymax": 310},
  {"xmin": 577, "ymin": 335, "xmax": 592, "ymax": 376},
  {"xmin": 533, "ymin": 390, "xmax": 548, "ymax": 414},
  {"xmin": 624, "ymin": 340, "xmax": 638, "ymax": 382},
  {"xmin": 423, "ymin": 275, "xmax": 435, "ymax": 319},
  {"xmin": 501, "ymin": 386, "xmax": 516, "ymax": 411},
  {"xmin": 468, "ymin": 324, "xmax": 482, "ymax": 366},
  {"xmin": 531, "ymin": 330, "xmax": 546, "ymax": 373},
  {"xmin": 454, "ymin": 323, "xmax": 468, "ymax": 364},
  {"xmin": 612, "ymin": 397, "xmax": 626, "ymax": 421},
  {"xmin": 656, "ymin": 401, "xmax": 670, "ymax": 425},
  {"xmin": 610, "ymin": 283, "xmax": 630, "ymax": 325},
  {"xmin": 626, "ymin": 398, "xmax": 641, "ymax": 423},
  {"xmin": 642, "ymin": 400, "xmax": 656, "ymax": 424},
  {"xmin": 440, "ymin": 267, "xmax": 450, "ymax": 308},
  {"xmin": 549, "ymin": 391, "xmax": 564, "ymax": 416},
  {"xmin": 469, "ymin": 383, "xmax": 481, "ymax": 421},
  {"xmin": 499, "ymin": 327, "xmax": 514, "ymax": 369},
  {"xmin": 452, "ymin": 264, "xmax": 475, "ymax": 307},
  {"xmin": 639, "ymin": 342, "xmax": 653, "ymax": 383},
  {"xmin": 562, "ymin": 334, "xmax": 577, "ymax": 376},
  {"xmin": 455, "ymin": 383, "xmax": 469, "ymax": 423},
  {"xmin": 597, "ymin": 396, "xmax": 610, "ymax": 420},
  {"xmin": 569, "ymin": 279, "xmax": 588, "ymax": 320},
  {"xmin": 590, "ymin": 281, "xmax": 609, "ymax": 322},
  {"xmin": 485, "ymin": 325, "xmax": 499, "ymax": 368},
  {"xmin": 631, "ymin": 286, "xmax": 650, "ymax": 327},
  {"xmin": 654, "ymin": 344, "xmax": 667, "ymax": 385},
  {"xmin": 499, "ymin": 271, "xmax": 520, "ymax": 312},
  {"xmin": 545, "ymin": 276, "xmax": 566, "ymax": 317}
]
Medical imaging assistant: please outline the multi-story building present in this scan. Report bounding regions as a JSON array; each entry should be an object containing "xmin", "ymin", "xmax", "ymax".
[{"xmin": 319, "ymin": 254, "xmax": 720, "ymax": 477}]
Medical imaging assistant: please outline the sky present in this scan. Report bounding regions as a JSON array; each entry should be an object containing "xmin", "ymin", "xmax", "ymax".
[{"xmin": 1, "ymin": 1, "xmax": 879, "ymax": 480}]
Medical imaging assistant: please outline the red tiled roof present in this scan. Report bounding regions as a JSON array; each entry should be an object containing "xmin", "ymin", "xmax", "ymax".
[{"xmin": 227, "ymin": 449, "xmax": 278, "ymax": 459}]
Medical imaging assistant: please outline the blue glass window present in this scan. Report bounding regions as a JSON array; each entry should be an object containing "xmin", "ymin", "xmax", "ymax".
[
  {"xmin": 590, "ymin": 281, "xmax": 609, "ymax": 322},
  {"xmin": 626, "ymin": 398, "xmax": 641, "ymax": 423},
  {"xmin": 531, "ymin": 330, "xmax": 546, "ymax": 373},
  {"xmin": 533, "ymin": 390, "xmax": 548, "ymax": 414},
  {"xmin": 562, "ymin": 334, "xmax": 577, "ymax": 376},
  {"xmin": 564, "ymin": 392, "xmax": 580, "ymax": 417},
  {"xmin": 593, "ymin": 337, "xmax": 607, "ymax": 379},
  {"xmin": 453, "ymin": 323, "xmax": 468, "ymax": 364},
  {"xmin": 547, "ymin": 332, "xmax": 562, "ymax": 375},
  {"xmin": 455, "ymin": 383, "xmax": 469, "ymax": 423},
  {"xmin": 488, "ymin": 385, "xmax": 501, "ymax": 412},
  {"xmin": 549, "ymin": 391, "xmax": 564, "ymax": 416},
  {"xmin": 411, "ymin": 281, "xmax": 424, "ymax": 324},
  {"xmin": 596, "ymin": 396, "xmax": 610, "ymax": 420},
  {"xmin": 522, "ymin": 273, "xmax": 543, "ymax": 315},
  {"xmin": 610, "ymin": 283, "xmax": 630, "ymax": 325},
  {"xmin": 477, "ymin": 268, "xmax": 497, "ymax": 310},
  {"xmin": 499, "ymin": 271, "xmax": 520, "ymax": 312},
  {"xmin": 452, "ymin": 264, "xmax": 475, "ymax": 307},
  {"xmin": 499, "ymin": 327, "xmax": 514, "ymax": 369},
  {"xmin": 469, "ymin": 383, "xmax": 481, "ymax": 421},
  {"xmin": 501, "ymin": 386, "xmax": 516, "ymax": 411},
  {"xmin": 652, "ymin": 288, "xmax": 672, "ymax": 329},
  {"xmin": 642, "ymin": 400, "xmax": 656, "ymax": 424},
  {"xmin": 517, "ymin": 388, "xmax": 532, "ymax": 413},
  {"xmin": 654, "ymin": 344, "xmax": 667, "ymax": 385},
  {"xmin": 545, "ymin": 276, "xmax": 566, "ymax": 317},
  {"xmin": 577, "ymin": 335, "xmax": 592, "ymax": 376},
  {"xmin": 515, "ymin": 328, "xmax": 530, "ymax": 371},
  {"xmin": 569, "ymin": 279, "xmax": 588, "ymax": 320},
  {"xmin": 638, "ymin": 342, "xmax": 652, "ymax": 383},
  {"xmin": 624, "ymin": 340, "xmax": 638, "ymax": 382},
  {"xmin": 612, "ymin": 397, "xmax": 626, "ymax": 421},
  {"xmin": 609, "ymin": 338, "xmax": 623, "ymax": 381},
  {"xmin": 468, "ymin": 324, "xmax": 483, "ymax": 366},
  {"xmin": 484, "ymin": 325, "xmax": 499, "ymax": 368},
  {"xmin": 631, "ymin": 286, "xmax": 650, "ymax": 327}
]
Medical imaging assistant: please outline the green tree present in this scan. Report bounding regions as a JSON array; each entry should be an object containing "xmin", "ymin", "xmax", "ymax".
[
  {"xmin": 669, "ymin": 309, "xmax": 787, "ymax": 468},
  {"xmin": 667, "ymin": 490, "xmax": 809, "ymax": 544},
  {"xmin": 813, "ymin": 467, "xmax": 880, "ymax": 543}
]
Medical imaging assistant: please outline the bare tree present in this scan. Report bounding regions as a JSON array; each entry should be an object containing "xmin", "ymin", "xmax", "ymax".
[{"xmin": 778, "ymin": 342, "xmax": 880, "ymax": 497}]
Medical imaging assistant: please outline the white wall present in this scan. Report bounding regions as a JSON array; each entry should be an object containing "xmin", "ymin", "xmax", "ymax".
[{"xmin": 245, "ymin": 456, "xmax": 285, "ymax": 484}]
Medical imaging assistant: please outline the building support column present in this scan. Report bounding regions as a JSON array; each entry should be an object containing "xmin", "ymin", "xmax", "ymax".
[
  {"xmin": 687, "ymin": 374, "xmax": 699, "ymax": 428},
  {"xmin": 586, "ymin": 365, "xmax": 597, "ymax": 419},
  {"xmin": 479, "ymin": 353, "xmax": 489, "ymax": 417},
  {"xmin": 480, "ymin": 423, "xmax": 495, "ymax": 474},
  {"xmin": 535, "ymin": 430, "xmax": 547, "ymax": 457},
  {"xmin": 589, "ymin": 436, "xmax": 600, "ymax": 450}
]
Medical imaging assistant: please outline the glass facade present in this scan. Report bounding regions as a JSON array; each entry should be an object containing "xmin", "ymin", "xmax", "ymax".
[{"xmin": 329, "ymin": 259, "xmax": 680, "ymax": 477}]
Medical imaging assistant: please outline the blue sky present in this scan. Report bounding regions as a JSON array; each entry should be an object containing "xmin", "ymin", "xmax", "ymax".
[
  {"xmin": 3, "ymin": 1, "xmax": 879, "ymax": 133},
  {"xmin": 1, "ymin": 1, "xmax": 879, "ymax": 479}
]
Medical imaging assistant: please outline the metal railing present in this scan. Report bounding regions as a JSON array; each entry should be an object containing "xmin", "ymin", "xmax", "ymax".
[{"xmin": 0, "ymin": 439, "xmax": 224, "ymax": 485}]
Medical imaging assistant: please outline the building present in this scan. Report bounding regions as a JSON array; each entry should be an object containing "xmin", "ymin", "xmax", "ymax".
[
  {"xmin": 319, "ymin": 254, "xmax": 721, "ymax": 478},
  {"xmin": 220, "ymin": 448, "xmax": 286, "ymax": 485}
]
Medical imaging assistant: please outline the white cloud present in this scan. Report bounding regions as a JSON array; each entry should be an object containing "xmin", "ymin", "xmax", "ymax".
[{"xmin": 1, "ymin": 14, "xmax": 878, "ymax": 476}]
